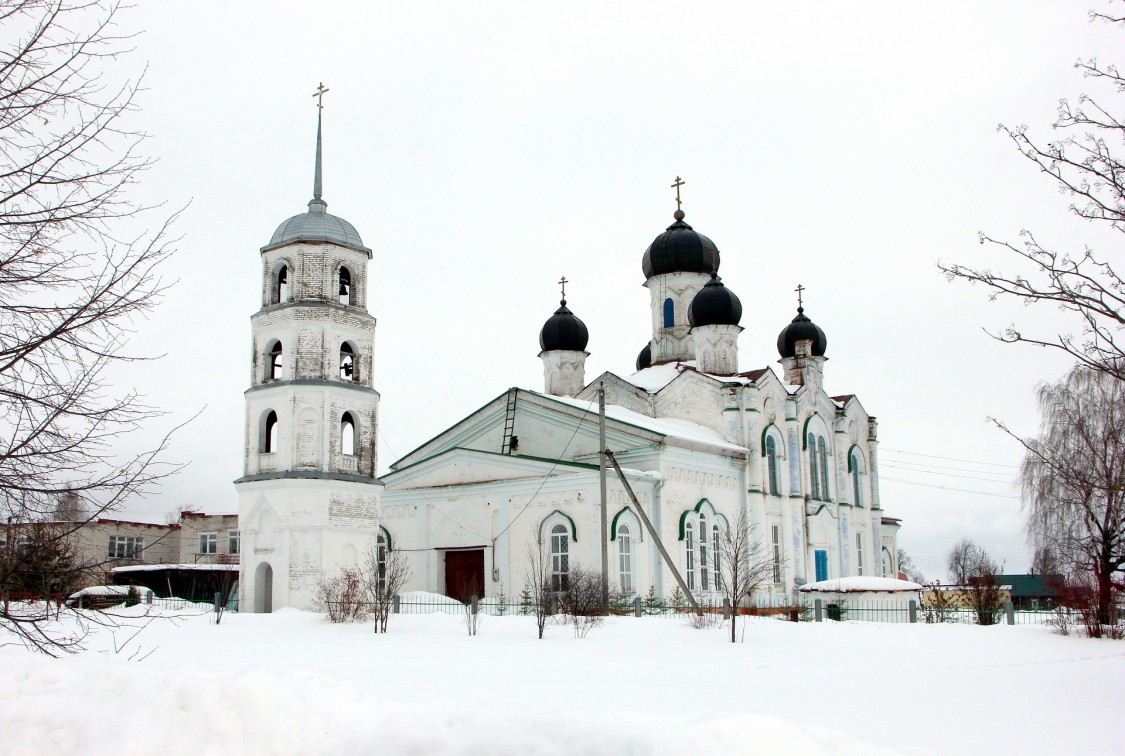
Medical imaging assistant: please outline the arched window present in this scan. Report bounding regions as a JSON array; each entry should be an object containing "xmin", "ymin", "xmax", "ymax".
[
  {"xmin": 376, "ymin": 533, "xmax": 387, "ymax": 593},
  {"xmin": 340, "ymin": 342, "xmax": 354, "ymax": 381},
  {"xmin": 338, "ymin": 267, "xmax": 352, "ymax": 306},
  {"xmin": 685, "ymin": 522, "xmax": 696, "ymax": 591},
  {"xmin": 856, "ymin": 532, "xmax": 865, "ymax": 576},
  {"xmin": 699, "ymin": 514, "xmax": 709, "ymax": 591},
  {"xmin": 617, "ymin": 524, "xmax": 632, "ymax": 592},
  {"xmin": 765, "ymin": 435, "xmax": 779, "ymax": 495},
  {"xmin": 340, "ymin": 412, "xmax": 357, "ymax": 456},
  {"xmin": 882, "ymin": 546, "xmax": 894, "ymax": 577},
  {"xmin": 850, "ymin": 451, "xmax": 863, "ymax": 507},
  {"xmin": 712, "ymin": 524, "xmax": 722, "ymax": 592},
  {"xmin": 276, "ymin": 265, "xmax": 289, "ymax": 304},
  {"xmin": 663, "ymin": 298, "xmax": 674, "ymax": 328},
  {"xmin": 550, "ymin": 523, "xmax": 569, "ymax": 592},
  {"xmin": 818, "ymin": 436, "xmax": 830, "ymax": 500},
  {"xmin": 261, "ymin": 410, "xmax": 278, "ymax": 453},
  {"xmin": 269, "ymin": 341, "xmax": 283, "ymax": 380},
  {"xmin": 808, "ymin": 433, "xmax": 820, "ymax": 500}
]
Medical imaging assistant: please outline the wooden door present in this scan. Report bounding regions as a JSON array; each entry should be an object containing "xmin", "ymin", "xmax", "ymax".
[{"xmin": 445, "ymin": 550, "xmax": 484, "ymax": 604}]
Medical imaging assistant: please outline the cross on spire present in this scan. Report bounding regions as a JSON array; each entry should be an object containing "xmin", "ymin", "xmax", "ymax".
[
  {"xmin": 313, "ymin": 82, "xmax": 330, "ymax": 110},
  {"xmin": 558, "ymin": 275, "xmax": 568, "ymax": 300},
  {"xmin": 671, "ymin": 176, "xmax": 685, "ymax": 211},
  {"xmin": 795, "ymin": 283, "xmax": 805, "ymax": 309}
]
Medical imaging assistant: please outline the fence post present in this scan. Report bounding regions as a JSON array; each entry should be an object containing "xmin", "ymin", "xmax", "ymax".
[
  {"xmin": 722, "ymin": 597, "xmax": 731, "ymax": 620},
  {"xmin": 634, "ymin": 596, "xmax": 642, "ymax": 618},
  {"xmin": 1005, "ymin": 600, "xmax": 1015, "ymax": 626},
  {"xmin": 551, "ymin": 593, "xmax": 559, "ymax": 616},
  {"xmin": 908, "ymin": 599, "xmax": 917, "ymax": 624},
  {"xmin": 214, "ymin": 592, "xmax": 221, "ymax": 613},
  {"xmin": 146, "ymin": 590, "xmax": 153, "ymax": 605},
  {"xmin": 814, "ymin": 598, "xmax": 823, "ymax": 622},
  {"xmin": 392, "ymin": 594, "xmax": 401, "ymax": 614},
  {"xmin": 471, "ymin": 594, "xmax": 479, "ymax": 615}
]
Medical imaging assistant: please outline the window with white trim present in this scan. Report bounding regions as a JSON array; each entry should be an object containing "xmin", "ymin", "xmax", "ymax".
[
  {"xmin": 699, "ymin": 513, "xmax": 709, "ymax": 592},
  {"xmin": 818, "ymin": 436, "xmax": 830, "ymax": 500},
  {"xmin": 550, "ymin": 523, "xmax": 569, "ymax": 592},
  {"xmin": 685, "ymin": 522, "xmax": 696, "ymax": 591},
  {"xmin": 712, "ymin": 523, "xmax": 722, "ymax": 593},
  {"xmin": 108, "ymin": 535, "xmax": 143, "ymax": 559},
  {"xmin": 617, "ymin": 524, "xmax": 632, "ymax": 593},
  {"xmin": 765, "ymin": 435, "xmax": 779, "ymax": 495},
  {"xmin": 850, "ymin": 451, "xmax": 863, "ymax": 507},
  {"xmin": 771, "ymin": 524, "xmax": 782, "ymax": 584},
  {"xmin": 856, "ymin": 532, "xmax": 864, "ymax": 576},
  {"xmin": 376, "ymin": 533, "xmax": 387, "ymax": 593},
  {"xmin": 199, "ymin": 532, "xmax": 217, "ymax": 554},
  {"xmin": 228, "ymin": 531, "xmax": 240, "ymax": 554},
  {"xmin": 808, "ymin": 433, "xmax": 820, "ymax": 499}
]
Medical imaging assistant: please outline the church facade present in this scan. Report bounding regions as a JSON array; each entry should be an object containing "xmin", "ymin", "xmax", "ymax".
[
  {"xmin": 381, "ymin": 205, "xmax": 901, "ymax": 606},
  {"xmin": 236, "ymin": 105, "xmax": 899, "ymax": 611}
]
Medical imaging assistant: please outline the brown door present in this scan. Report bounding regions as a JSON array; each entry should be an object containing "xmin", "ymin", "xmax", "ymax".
[{"xmin": 445, "ymin": 550, "xmax": 484, "ymax": 604}]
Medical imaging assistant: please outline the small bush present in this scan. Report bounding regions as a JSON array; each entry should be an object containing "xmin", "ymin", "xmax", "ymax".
[
  {"xmin": 313, "ymin": 567, "xmax": 369, "ymax": 623},
  {"xmin": 124, "ymin": 585, "xmax": 140, "ymax": 607}
]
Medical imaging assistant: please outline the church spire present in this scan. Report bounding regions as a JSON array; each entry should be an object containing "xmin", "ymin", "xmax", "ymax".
[{"xmin": 310, "ymin": 82, "xmax": 330, "ymax": 211}]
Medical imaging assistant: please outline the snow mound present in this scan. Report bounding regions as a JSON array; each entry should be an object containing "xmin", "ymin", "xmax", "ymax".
[{"xmin": 799, "ymin": 576, "xmax": 922, "ymax": 593}]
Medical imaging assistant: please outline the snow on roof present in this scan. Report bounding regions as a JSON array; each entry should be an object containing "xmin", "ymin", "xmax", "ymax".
[
  {"xmin": 799, "ymin": 576, "xmax": 923, "ymax": 593},
  {"xmin": 542, "ymin": 393, "xmax": 748, "ymax": 454},
  {"xmin": 110, "ymin": 563, "xmax": 240, "ymax": 573},
  {"xmin": 68, "ymin": 585, "xmax": 154, "ymax": 599},
  {"xmin": 625, "ymin": 363, "xmax": 683, "ymax": 392}
]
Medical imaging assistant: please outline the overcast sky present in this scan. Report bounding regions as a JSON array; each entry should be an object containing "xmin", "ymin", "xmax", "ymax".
[{"xmin": 90, "ymin": 1, "xmax": 1119, "ymax": 582}]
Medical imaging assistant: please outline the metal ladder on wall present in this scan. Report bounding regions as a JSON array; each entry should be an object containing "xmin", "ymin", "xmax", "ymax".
[{"xmin": 501, "ymin": 387, "xmax": 518, "ymax": 454}]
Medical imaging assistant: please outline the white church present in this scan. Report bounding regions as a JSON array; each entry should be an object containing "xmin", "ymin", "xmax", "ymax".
[{"xmin": 238, "ymin": 106, "xmax": 901, "ymax": 613}]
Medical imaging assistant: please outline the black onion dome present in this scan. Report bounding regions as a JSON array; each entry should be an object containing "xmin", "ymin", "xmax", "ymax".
[
  {"xmin": 636, "ymin": 342, "xmax": 652, "ymax": 371},
  {"xmin": 777, "ymin": 307, "xmax": 827, "ymax": 358},
  {"xmin": 539, "ymin": 300, "xmax": 589, "ymax": 352},
  {"xmin": 641, "ymin": 214, "xmax": 721, "ymax": 279},
  {"xmin": 689, "ymin": 272, "xmax": 742, "ymax": 328}
]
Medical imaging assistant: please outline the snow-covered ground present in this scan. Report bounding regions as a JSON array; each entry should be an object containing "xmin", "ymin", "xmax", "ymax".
[{"xmin": 2, "ymin": 606, "xmax": 1122, "ymax": 755}]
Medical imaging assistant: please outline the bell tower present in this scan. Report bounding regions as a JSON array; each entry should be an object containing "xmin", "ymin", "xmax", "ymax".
[{"xmin": 236, "ymin": 86, "xmax": 382, "ymax": 612}]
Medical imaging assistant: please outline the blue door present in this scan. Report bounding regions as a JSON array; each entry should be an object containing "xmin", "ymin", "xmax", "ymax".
[{"xmin": 814, "ymin": 550, "xmax": 828, "ymax": 582}]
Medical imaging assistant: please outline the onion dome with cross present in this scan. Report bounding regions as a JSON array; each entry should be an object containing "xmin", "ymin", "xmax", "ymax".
[
  {"xmin": 641, "ymin": 178, "xmax": 720, "ymax": 279},
  {"xmin": 777, "ymin": 285, "xmax": 827, "ymax": 358},
  {"xmin": 539, "ymin": 277, "xmax": 589, "ymax": 352}
]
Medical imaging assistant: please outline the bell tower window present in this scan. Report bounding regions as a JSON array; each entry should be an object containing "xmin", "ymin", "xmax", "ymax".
[
  {"xmin": 663, "ymin": 298, "xmax": 674, "ymax": 328},
  {"xmin": 340, "ymin": 342, "xmax": 354, "ymax": 381},
  {"xmin": 339, "ymin": 267, "xmax": 352, "ymax": 306},
  {"xmin": 340, "ymin": 412, "xmax": 357, "ymax": 456},
  {"xmin": 276, "ymin": 265, "xmax": 289, "ymax": 304},
  {"xmin": 261, "ymin": 410, "xmax": 278, "ymax": 453},
  {"xmin": 268, "ymin": 341, "xmax": 283, "ymax": 380}
]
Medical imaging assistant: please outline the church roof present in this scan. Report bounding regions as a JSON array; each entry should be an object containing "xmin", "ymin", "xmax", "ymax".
[
  {"xmin": 262, "ymin": 105, "xmax": 370, "ymax": 255},
  {"xmin": 641, "ymin": 214, "xmax": 720, "ymax": 279}
]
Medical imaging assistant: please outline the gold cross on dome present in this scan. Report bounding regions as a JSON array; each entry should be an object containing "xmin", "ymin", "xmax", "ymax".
[
  {"xmin": 313, "ymin": 82, "xmax": 330, "ymax": 110},
  {"xmin": 558, "ymin": 276, "xmax": 569, "ymax": 299},
  {"xmin": 671, "ymin": 176, "xmax": 685, "ymax": 211},
  {"xmin": 795, "ymin": 283, "xmax": 805, "ymax": 308}
]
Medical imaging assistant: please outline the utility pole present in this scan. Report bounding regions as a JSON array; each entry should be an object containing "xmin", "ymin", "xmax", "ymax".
[{"xmin": 598, "ymin": 381, "xmax": 609, "ymax": 613}]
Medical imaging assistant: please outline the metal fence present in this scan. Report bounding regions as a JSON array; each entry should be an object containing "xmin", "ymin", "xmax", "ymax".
[{"xmin": 384, "ymin": 595, "xmax": 1065, "ymax": 627}]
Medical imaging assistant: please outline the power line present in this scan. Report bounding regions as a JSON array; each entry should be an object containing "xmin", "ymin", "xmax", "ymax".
[
  {"xmin": 880, "ymin": 475, "xmax": 1020, "ymax": 499},
  {"xmin": 880, "ymin": 447, "xmax": 1019, "ymax": 469},
  {"xmin": 879, "ymin": 462, "xmax": 1015, "ymax": 485},
  {"xmin": 879, "ymin": 457, "xmax": 1019, "ymax": 477}
]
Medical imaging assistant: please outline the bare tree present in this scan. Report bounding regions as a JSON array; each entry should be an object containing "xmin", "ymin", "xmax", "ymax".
[
  {"xmin": 1012, "ymin": 366, "xmax": 1124, "ymax": 626},
  {"xmin": 524, "ymin": 538, "xmax": 552, "ymax": 640},
  {"xmin": 1029, "ymin": 544, "xmax": 1062, "ymax": 577},
  {"xmin": 365, "ymin": 545, "xmax": 410, "ymax": 634},
  {"xmin": 965, "ymin": 548, "xmax": 1006, "ymax": 626},
  {"xmin": 946, "ymin": 537, "xmax": 982, "ymax": 585},
  {"xmin": 0, "ymin": 1, "xmax": 182, "ymax": 653},
  {"xmin": 313, "ymin": 566, "xmax": 369, "ymax": 623},
  {"xmin": 715, "ymin": 508, "xmax": 775, "ymax": 643},
  {"xmin": 558, "ymin": 564, "xmax": 604, "ymax": 638},
  {"xmin": 897, "ymin": 547, "xmax": 925, "ymax": 584},
  {"xmin": 938, "ymin": 10, "xmax": 1125, "ymax": 380}
]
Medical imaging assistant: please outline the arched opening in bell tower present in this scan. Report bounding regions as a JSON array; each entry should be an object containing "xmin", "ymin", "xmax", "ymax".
[
  {"xmin": 663, "ymin": 297, "xmax": 675, "ymax": 328},
  {"xmin": 338, "ymin": 267, "xmax": 352, "ymax": 306},
  {"xmin": 275, "ymin": 265, "xmax": 289, "ymax": 304},
  {"xmin": 340, "ymin": 412, "xmax": 357, "ymax": 456},
  {"xmin": 268, "ymin": 340, "xmax": 283, "ymax": 380},
  {"xmin": 254, "ymin": 562, "xmax": 273, "ymax": 613},
  {"xmin": 339, "ymin": 342, "xmax": 355, "ymax": 381},
  {"xmin": 261, "ymin": 410, "xmax": 278, "ymax": 453}
]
